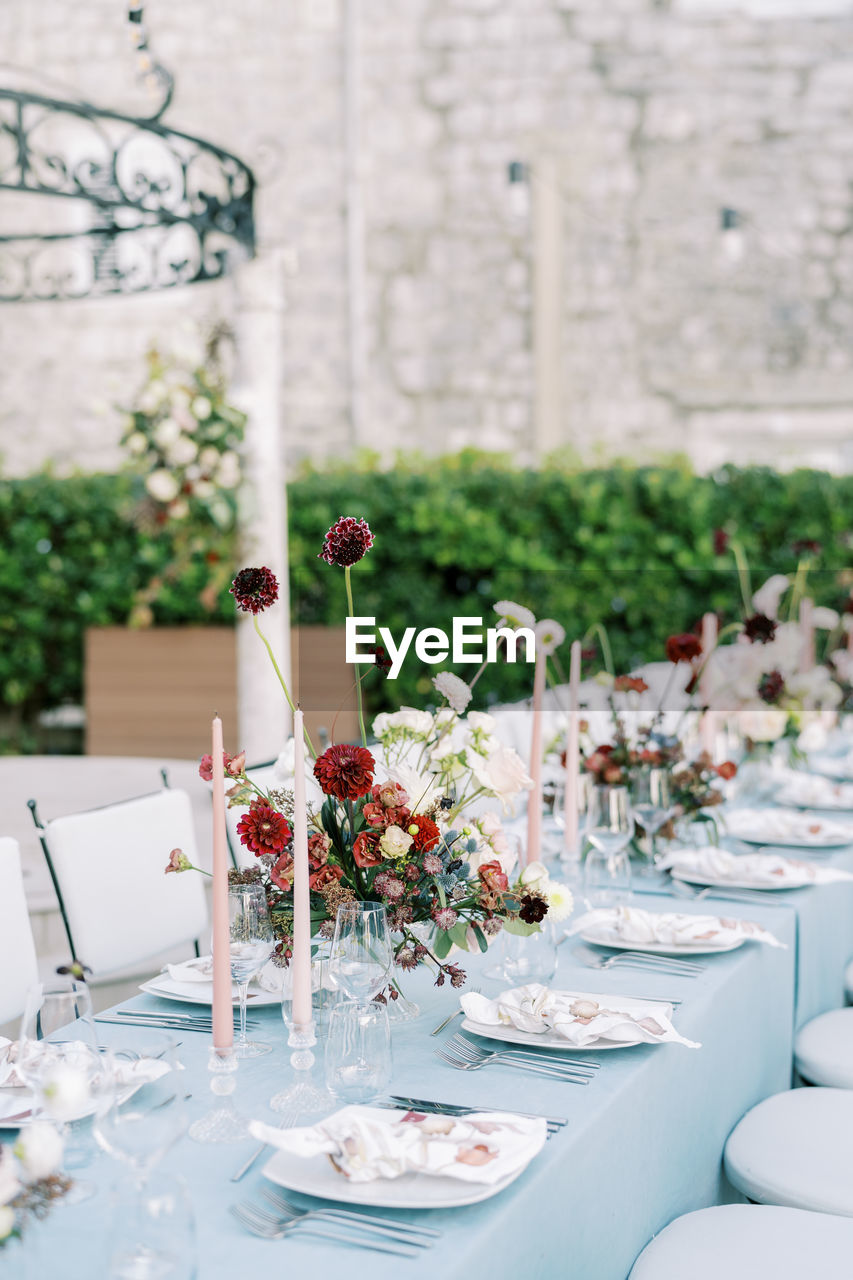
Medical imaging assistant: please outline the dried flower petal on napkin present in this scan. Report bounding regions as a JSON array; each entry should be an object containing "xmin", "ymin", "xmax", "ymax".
[
  {"xmin": 250, "ymin": 1104, "xmax": 546, "ymax": 1185},
  {"xmin": 658, "ymin": 847, "xmax": 853, "ymax": 887},
  {"xmin": 461, "ymin": 984, "xmax": 700, "ymax": 1049},
  {"xmin": 569, "ymin": 906, "xmax": 785, "ymax": 949}
]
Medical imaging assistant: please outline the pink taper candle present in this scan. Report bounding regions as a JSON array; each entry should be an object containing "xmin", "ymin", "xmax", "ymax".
[
  {"xmin": 526, "ymin": 648, "xmax": 546, "ymax": 868},
  {"xmin": 699, "ymin": 612, "xmax": 717, "ymax": 758},
  {"xmin": 563, "ymin": 640, "xmax": 582, "ymax": 854},
  {"xmin": 799, "ymin": 598, "xmax": 815, "ymax": 673},
  {"xmin": 290, "ymin": 709, "xmax": 313, "ymax": 1030},
  {"xmin": 210, "ymin": 716, "xmax": 233, "ymax": 1051}
]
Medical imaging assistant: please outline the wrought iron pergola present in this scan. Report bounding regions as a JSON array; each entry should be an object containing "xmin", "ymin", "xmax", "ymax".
[{"xmin": 0, "ymin": 11, "xmax": 255, "ymax": 302}]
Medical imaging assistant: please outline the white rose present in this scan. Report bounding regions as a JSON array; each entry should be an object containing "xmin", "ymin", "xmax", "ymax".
[
  {"xmin": 520, "ymin": 860, "xmax": 550, "ymax": 890},
  {"xmin": 166, "ymin": 436, "xmax": 199, "ymax": 467},
  {"xmin": 477, "ymin": 810, "xmax": 511, "ymax": 856},
  {"xmin": 379, "ymin": 825, "xmax": 414, "ymax": 859},
  {"xmin": 191, "ymin": 396, "xmax": 212, "ymax": 420},
  {"xmin": 199, "ymin": 446, "xmax": 221, "ymax": 471},
  {"xmin": 193, "ymin": 480, "xmax": 215, "ymax": 500},
  {"xmin": 738, "ymin": 708, "xmax": 789, "ymax": 743},
  {"xmin": 145, "ymin": 469, "xmax": 180, "ymax": 503},
  {"xmin": 153, "ymin": 417, "xmax": 182, "ymax": 448},
  {"xmin": 14, "ymin": 1121, "xmax": 65, "ymax": 1180},
  {"xmin": 126, "ymin": 431, "xmax": 148, "ymax": 457},
  {"xmin": 469, "ymin": 746, "xmax": 534, "ymax": 811}
]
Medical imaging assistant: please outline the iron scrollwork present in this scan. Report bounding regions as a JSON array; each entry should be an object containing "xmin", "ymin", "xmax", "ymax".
[{"xmin": 0, "ymin": 87, "xmax": 255, "ymax": 301}]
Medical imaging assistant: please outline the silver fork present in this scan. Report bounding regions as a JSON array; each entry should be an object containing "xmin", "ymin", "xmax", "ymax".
[
  {"xmin": 431, "ymin": 986, "xmax": 481, "ymax": 1036},
  {"xmin": 435, "ymin": 1041, "xmax": 593, "ymax": 1083},
  {"xmin": 571, "ymin": 944, "xmax": 703, "ymax": 977},
  {"xmin": 230, "ymin": 1202, "xmax": 421, "ymax": 1256},
  {"xmin": 446, "ymin": 1032, "xmax": 600, "ymax": 1074},
  {"xmin": 261, "ymin": 1189, "xmax": 439, "ymax": 1245}
]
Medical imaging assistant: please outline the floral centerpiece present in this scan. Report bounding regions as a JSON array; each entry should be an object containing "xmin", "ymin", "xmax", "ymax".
[
  {"xmin": 0, "ymin": 1124, "xmax": 69, "ymax": 1251},
  {"xmin": 120, "ymin": 326, "xmax": 246, "ymax": 626},
  {"xmin": 170, "ymin": 517, "xmax": 573, "ymax": 995}
]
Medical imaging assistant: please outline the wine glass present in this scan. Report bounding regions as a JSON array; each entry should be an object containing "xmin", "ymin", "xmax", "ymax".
[
  {"xmin": 225, "ymin": 882, "xmax": 275, "ymax": 1058},
  {"xmin": 584, "ymin": 785, "xmax": 635, "ymax": 907},
  {"xmin": 93, "ymin": 1031, "xmax": 187, "ymax": 1179},
  {"xmin": 328, "ymin": 903, "xmax": 393, "ymax": 1007},
  {"xmin": 17, "ymin": 978, "xmax": 105, "ymax": 1202},
  {"xmin": 630, "ymin": 766, "xmax": 674, "ymax": 868}
]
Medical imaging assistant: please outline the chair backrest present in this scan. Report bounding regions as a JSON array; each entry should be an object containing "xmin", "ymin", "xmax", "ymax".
[
  {"xmin": 0, "ymin": 837, "xmax": 39, "ymax": 1025},
  {"xmin": 34, "ymin": 789, "xmax": 209, "ymax": 977},
  {"xmin": 225, "ymin": 761, "xmax": 281, "ymax": 870}
]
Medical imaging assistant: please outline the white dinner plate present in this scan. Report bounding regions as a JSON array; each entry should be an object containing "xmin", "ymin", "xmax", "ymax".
[
  {"xmin": 460, "ymin": 989, "xmax": 675, "ymax": 1051},
  {"xmin": 670, "ymin": 870, "xmax": 798, "ymax": 893},
  {"xmin": 579, "ymin": 929, "xmax": 744, "ymax": 956},
  {"xmin": 0, "ymin": 1080, "xmax": 140, "ymax": 1130},
  {"xmin": 138, "ymin": 976, "xmax": 280, "ymax": 1008},
  {"xmin": 261, "ymin": 1147, "xmax": 529, "ymax": 1210},
  {"xmin": 726, "ymin": 811, "xmax": 853, "ymax": 849}
]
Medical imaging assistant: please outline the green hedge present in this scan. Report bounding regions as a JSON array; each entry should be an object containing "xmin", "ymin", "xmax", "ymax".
[{"xmin": 1, "ymin": 453, "xmax": 850, "ymax": 749}]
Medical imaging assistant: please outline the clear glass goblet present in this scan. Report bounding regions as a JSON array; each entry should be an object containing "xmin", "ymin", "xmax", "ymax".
[
  {"xmin": 584, "ymin": 785, "xmax": 635, "ymax": 906},
  {"xmin": 224, "ymin": 882, "xmax": 275, "ymax": 1058},
  {"xmin": 630, "ymin": 766, "xmax": 674, "ymax": 869}
]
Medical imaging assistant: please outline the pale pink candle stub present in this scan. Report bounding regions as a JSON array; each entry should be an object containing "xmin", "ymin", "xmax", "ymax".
[
  {"xmin": 210, "ymin": 716, "xmax": 233, "ymax": 1052},
  {"xmin": 563, "ymin": 640, "xmax": 581, "ymax": 854},
  {"xmin": 526, "ymin": 650, "xmax": 546, "ymax": 868},
  {"xmin": 699, "ymin": 612, "xmax": 717, "ymax": 759},
  {"xmin": 291, "ymin": 709, "xmax": 313, "ymax": 1030}
]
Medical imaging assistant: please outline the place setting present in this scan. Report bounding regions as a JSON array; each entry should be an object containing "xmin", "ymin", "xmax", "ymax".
[
  {"xmin": 723, "ymin": 808, "xmax": 853, "ymax": 852},
  {"xmin": 657, "ymin": 846, "xmax": 853, "ymax": 892},
  {"xmin": 568, "ymin": 903, "xmax": 786, "ymax": 958}
]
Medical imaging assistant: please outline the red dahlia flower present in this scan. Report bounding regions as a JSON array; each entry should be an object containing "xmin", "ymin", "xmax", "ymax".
[
  {"xmin": 665, "ymin": 633, "xmax": 702, "ymax": 664},
  {"xmin": 405, "ymin": 813, "xmax": 440, "ymax": 852},
  {"xmin": 236, "ymin": 799, "xmax": 291, "ymax": 857},
  {"xmin": 313, "ymin": 743, "xmax": 375, "ymax": 800},
  {"xmin": 318, "ymin": 516, "xmax": 374, "ymax": 567},
  {"xmin": 230, "ymin": 566, "xmax": 279, "ymax": 614}
]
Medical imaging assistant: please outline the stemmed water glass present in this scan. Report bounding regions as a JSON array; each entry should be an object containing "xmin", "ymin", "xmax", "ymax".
[
  {"xmin": 630, "ymin": 766, "xmax": 675, "ymax": 869},
  {"xmin": 225, "ymin": 882, "xmax": 275, "ymax": 1058},
  {"xmin": 328, "ymin": 902, "xmax": 394, "ymax": 1006},
  {"xmin": 583, "ymin": 784, "xmax": 635, "ymax": 906},
  {"xmin": 17, "ymin": 977, "xmax": 106, "ymax": 1202}
]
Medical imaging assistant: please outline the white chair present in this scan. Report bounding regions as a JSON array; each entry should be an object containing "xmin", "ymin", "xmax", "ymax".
[
  {"xmin": 29, "ymin": 788, "xmax": 208, "ymax": 980},
  {"xmin": 795, "ymin": 1008, "xmax": 853, "ymax": 1087},
  {"xmin": 0, "ymin": 837, "xmax": 39, "ymax": 1026},
  {"xmin": 724, "ymin": 1088, "xmax": 853, "ymax": 1215},
  {"xmin": 629, "ymin": 1204, "xmax": 853, "ymax": 1279}
]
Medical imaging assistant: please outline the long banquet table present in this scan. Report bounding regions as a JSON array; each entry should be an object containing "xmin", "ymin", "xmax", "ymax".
[{"xmin": 14, "ymin": 833, "xmax": 853, "ymax": 1280}]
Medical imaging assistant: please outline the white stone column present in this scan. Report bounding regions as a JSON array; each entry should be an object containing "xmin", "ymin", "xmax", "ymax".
[
  {"xmin": 231, "ymin": 250, "xmax": 292, "ymax": 762},
  {"xmin": 532, "ymin": 152, "xmax": 563, "ymax": 458}
]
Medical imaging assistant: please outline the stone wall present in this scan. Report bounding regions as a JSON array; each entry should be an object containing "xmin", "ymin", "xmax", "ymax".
[{"xmin": 1, "ymin": 0, "xmax": 853, "ymax": 476}]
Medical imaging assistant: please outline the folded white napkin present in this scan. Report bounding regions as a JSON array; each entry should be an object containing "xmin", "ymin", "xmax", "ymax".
[
  {"xmin": 658, "ymin": 846, "xmax": 853, "ymax": 888},
  {"xmin": 166, "ymin": 956, "xmax": 214, "ymax": 984},
  {"xmin": 570, "ymin": 905, "xmax": 784, "ymax": 949},
  {"xmin": 814, "ymin": 750, "xmax": 853, "ymax": 782},
  {"xmin": 726, "ymin": 808, "xmax": 853, "ymax": 847},
  {"xmin": 250, "ymin": 1104, "xmax": 546, "ymax": 1186},
  {"xmin": 776, "ymin": 773, "xmax": 853, "ymax": 811},
  {"xmin": 461, "ymin": 984, "xmax": 699, "ymax": 1049}
]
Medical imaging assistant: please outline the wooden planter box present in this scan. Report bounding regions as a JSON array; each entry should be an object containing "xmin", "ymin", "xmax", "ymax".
[{"xmin": 85, "ymin": 627, "xmax": 358, "ymax": 758}]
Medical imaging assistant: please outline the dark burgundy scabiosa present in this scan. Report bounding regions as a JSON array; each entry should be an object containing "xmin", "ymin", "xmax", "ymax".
[
  {"xmin": 518, "ymin": 893, "xmax": 549, "ymax": 925},
  {"xmin": 743, "ymin": 613, "xmax": 777, "ymax": 645},
  {"xmin": 237, "ymin": 798, "xmax": 292, "ymax": 857},
  {"xmin": 230, "ymin": 566, "xmax": 279, "ymax": 614},
  {"xmin": 665, "ymin": 633, "xmax": 703, "ymax": 664},
  {"xmin": 313, "ymin": 743, "xmax": 375, "ymax": 801},
  {"xmin": 713, "ymin": 528, "xmax": 730, "ymax": 556},
  {"xmin": 318, "ymin": 515, "xmax": 374, "ymax": 567},
  {"xmin": 758, "ymin": 670, "xmax": 786, "ymax": 705},
  {"xmin": 370, "ymin": 645, "xmax": 392, "ymax": 674},
  {"xmin": 792, "ymin": 539, "xmax": 821, "ymax": 557}
]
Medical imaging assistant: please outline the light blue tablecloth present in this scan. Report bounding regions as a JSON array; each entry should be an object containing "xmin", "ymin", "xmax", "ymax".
[{"xmin": 9, "ymin": 890, "xmax": 799, "ymax": 1280}]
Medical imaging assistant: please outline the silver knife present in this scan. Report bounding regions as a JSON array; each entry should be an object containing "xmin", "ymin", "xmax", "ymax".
[{"xmin": 387, "ymin": 1096, "xmax": 567, "ymax": 1127}]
